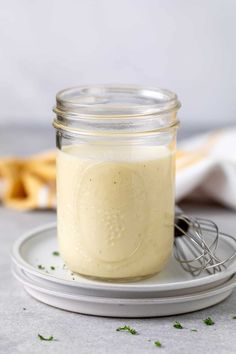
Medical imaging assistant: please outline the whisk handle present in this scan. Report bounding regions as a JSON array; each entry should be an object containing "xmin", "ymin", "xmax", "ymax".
[{"xmin": 174, "ymin": 206, "xmax": 190, "ymax": 237}]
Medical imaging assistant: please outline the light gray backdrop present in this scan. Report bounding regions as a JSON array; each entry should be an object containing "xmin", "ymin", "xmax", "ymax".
[{"xmin": 0, "ymin": 0, "xmax": 235, "ymax": 129}]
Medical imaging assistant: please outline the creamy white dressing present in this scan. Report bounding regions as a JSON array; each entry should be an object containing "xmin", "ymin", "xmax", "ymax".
[{"xmin": 57, "ymin": 144, "xmax": 175, "ymax": 280}]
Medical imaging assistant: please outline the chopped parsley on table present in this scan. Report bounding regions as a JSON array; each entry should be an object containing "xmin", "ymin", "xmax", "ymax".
[
  {"xmin": 116, "ymin": 325, "xmax": 137, "ymax": 335},
  {"xmin": 191, "ymin": 329, "xmax": 198, "ymax": 332},
  {"xmin": 232, "ymin": 316, "xmax": 236, "ymax": 319},
  {"xmin": 50, "ymin": 266, "xmax": 55, "ymax": 270},
  {"xmin": 203, "ymin": 317, "xmax": 215, "ymax": 326},
  {"xmin": 38, "ymin": 334, "xmax": 55, "ymax": 341},
  {"xmin": 52, "ymin": 251, "xmax": 60, "ymax": 256},
  {"xmin": 173, "ymin": 321, "xmax": 184, "ymax": 329},
  {"xmin": 154, "ymin": 340, "xmax": 162, "ymax": 347}
]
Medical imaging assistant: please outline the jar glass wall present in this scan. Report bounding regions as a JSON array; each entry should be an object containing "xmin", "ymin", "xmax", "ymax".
[{"xmin": 53, "ymin": 85, "xmax": 180, "ymax": 281}]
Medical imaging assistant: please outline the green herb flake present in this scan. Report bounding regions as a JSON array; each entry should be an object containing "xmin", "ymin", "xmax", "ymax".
[
  {"xmin": 38, "ymin": 265, "xmax": 45, "ymax": 270},
  {"xmin": 191, "ymin": 329, "xmax": 198, "ymax": 332},
  {"xmin": 154, "ymin": 340, "xmax": 162, "ymax": 347},
  {"xmin": 203, "ymin": 317, "xmax": 215, "ymax": 326},
  {"xmin": 52, "ymin": 251, "xmax": 60, "ymax": 256},
  {"xmin": 173, "ymin": 321, "xmax": 184, "ymax": 329},
  {"xmin": 116, "ymin": 325, "xmax": 137, "ymax": 335},
  {"xmin": 232, "ymin": 316, "xmax": 236, "ymax": 319},
  {"xmin": 50, "ymin": 266, "xmax": 55, "ymax": 270},
  {"xmin": 38, "ymin": 334, "xmax": 55, "ymax": 341}
]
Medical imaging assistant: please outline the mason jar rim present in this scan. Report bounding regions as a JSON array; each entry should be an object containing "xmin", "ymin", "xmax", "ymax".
[
  {"xmin": 54, "ymin": 84, "xmax": 180, "ymax": 118},
  {"xmin": 53, "ymin": 85, "xmax": 181, "ymax": 135}
]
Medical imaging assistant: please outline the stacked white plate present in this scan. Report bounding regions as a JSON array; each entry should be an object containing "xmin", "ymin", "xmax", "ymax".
[{"xmin": 11, "ymin": 223, "xmax": 236, "ymax": 317}]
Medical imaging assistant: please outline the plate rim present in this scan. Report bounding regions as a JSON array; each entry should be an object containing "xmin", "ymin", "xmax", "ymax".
[
  {"xmin": 12, "ymin": 265, "xmax": 236, "ymax": 304},
  {"xmin": 11, "ymin": 222, "xmax": 236, "ymax": 293}
]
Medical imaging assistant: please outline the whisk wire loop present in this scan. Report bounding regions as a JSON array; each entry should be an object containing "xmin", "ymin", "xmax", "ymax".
[{"xmin": 174, "ymin": 211, "xmax": 236, "ymax": 276}]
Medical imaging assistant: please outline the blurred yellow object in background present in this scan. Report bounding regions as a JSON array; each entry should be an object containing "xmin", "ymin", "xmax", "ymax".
[{"xmin": 0, "ymin": 151, "xmax": 56, "ymax": 210}]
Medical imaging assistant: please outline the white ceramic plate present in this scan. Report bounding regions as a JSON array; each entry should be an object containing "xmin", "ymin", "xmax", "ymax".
[
  {"xmin": 11, "ymin": 223, "xmax": 236, "ymax": 295},
  {"xmin": 12, "ymin": 264, "xmax": 236, "ymax": 317}
]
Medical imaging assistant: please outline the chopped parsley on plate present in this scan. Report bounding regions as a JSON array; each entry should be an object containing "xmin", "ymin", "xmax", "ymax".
[
  {"xmin": 52, "ymin": 251, "xmax": 60, "ymax": 256},
  {"xmin": 37, "ymin": 265, "xmax": 45, "ymax": 270}
]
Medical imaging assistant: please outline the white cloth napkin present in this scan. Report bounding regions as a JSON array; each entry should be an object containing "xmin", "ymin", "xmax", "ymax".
[{"xmin": 176, "ymin": 128, "xmax": 236, "ymax": 210}]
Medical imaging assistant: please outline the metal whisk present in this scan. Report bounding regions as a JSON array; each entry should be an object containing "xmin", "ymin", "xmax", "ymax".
[{"xmin": 174, "ymin": 207, "xmax": 236, "ymax": 276}]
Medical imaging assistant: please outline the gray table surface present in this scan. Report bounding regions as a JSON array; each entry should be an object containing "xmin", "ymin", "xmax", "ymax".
[{"xmin": 1, "ymin": 126, "xmax": 236, "ymax": 354}]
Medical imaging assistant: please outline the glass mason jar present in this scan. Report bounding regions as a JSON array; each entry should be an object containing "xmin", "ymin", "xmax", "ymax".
[{"xmin": 53, "ymin": 85, "xmax": 181, "ymax": 282}]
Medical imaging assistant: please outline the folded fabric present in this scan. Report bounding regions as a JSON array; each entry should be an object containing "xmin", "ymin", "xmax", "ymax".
[
  {"xmin": 176, "ymin": 128, "xmax": 236, "ymax": 210},
  {"xmin": 0, "ymin": 128, "xmax": 235, "ymax": 210}
]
